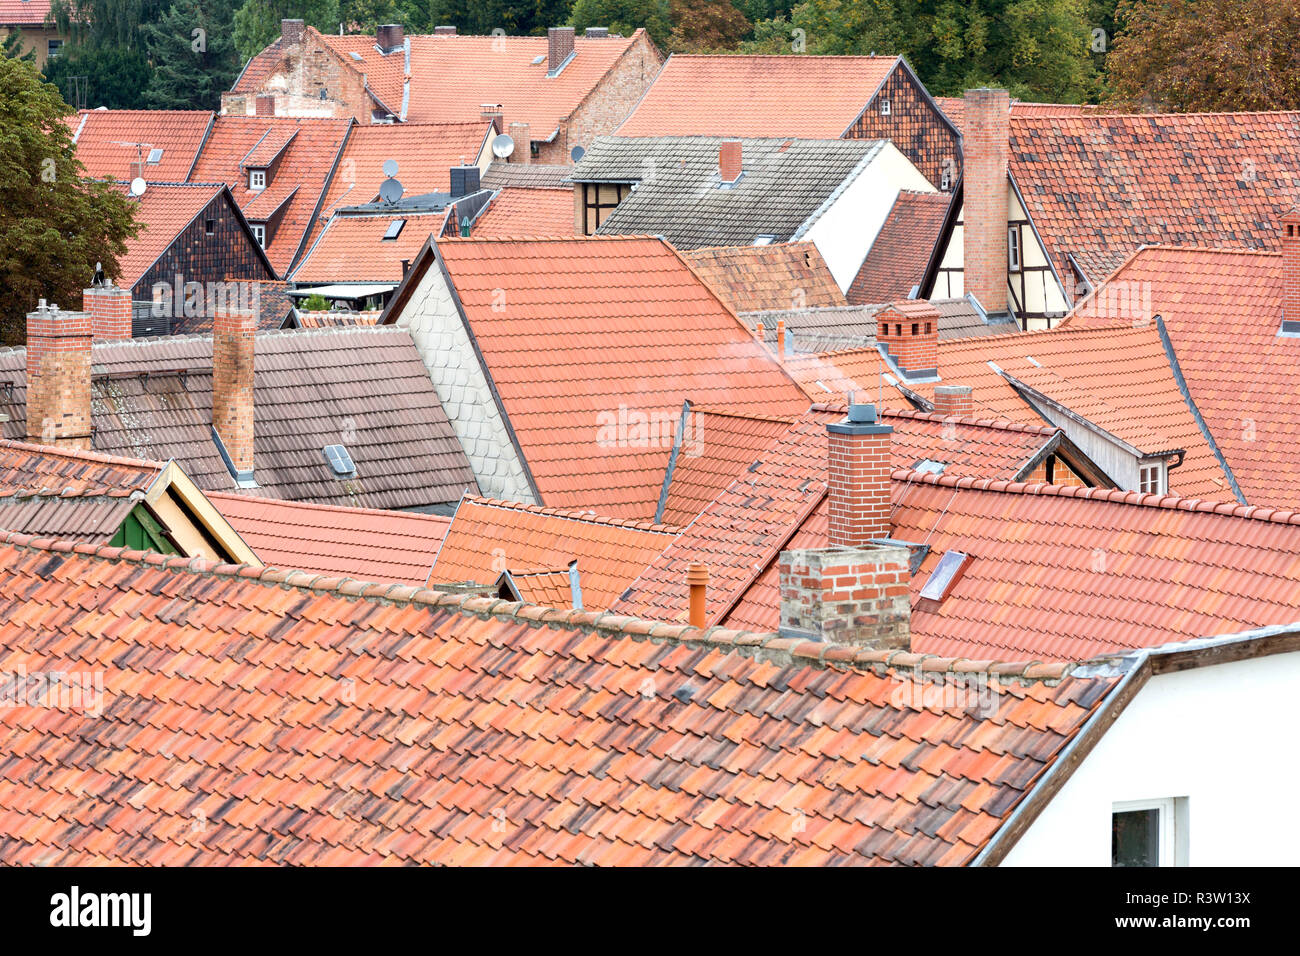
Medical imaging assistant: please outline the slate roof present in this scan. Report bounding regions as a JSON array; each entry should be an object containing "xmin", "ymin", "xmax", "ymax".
[
  {"xmin": 471, "ymin": 187, "xmax": 574, "ymax": 237},
  {"xmin": 421, "ymin": 236, "xmax": 810, "ymax": 518},
  {"xmin": 0, "ymin": 529, "xmax": 1122, "ymax": 865},
  {"xmin": 209, "ymin": 491, "xmax": 450, "ymax": 586},
  {"xmin": 847, "ymin": 190, "xmax": 951, "ymax": 304},
  {"xmin": 70, "ymin": 110, "xmax": 213, "ymax": 183},
  {"xmin": 0, "ymin": 327, "xmax": 477, "ymax": 510},
  {"xmin": 571, "ymin": 136, "xmax": 888, "ymax": 249},
  {"xmin": 292, "ymin": 211, "xmax": 449, "ymax": 283},
  {"xmin": 681, "ymin": 243, "xmax": 846, "ymax": 313},
  {"xmin": 429, "ymin": 496, "xmax": 678, "ymax": 610},
  {"xmin": 1008, "ymin": 111, "xmax": 1300, "ymax": 285},
  {"xmin": 1073, "ymin": 245, "xmax": 1300, "ymax": 509},
  {"xmin": 615, "ymin": 54, "xmax": 900, "ymax": 138},
  {"xmin": 189, "ymin": 116, "xmax": 352, "ymax": 275}
]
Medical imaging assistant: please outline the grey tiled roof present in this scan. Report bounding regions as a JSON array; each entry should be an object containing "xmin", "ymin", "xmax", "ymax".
[
  {"xmin": 0, "ymin": 326, "xmax": 477, "ymax": 510},
  {"xmin": 572, "ymin": 136, "xmax": 887, "ymax": 249},
  {"xmin": 930, "ymin": 297, "xmax": 1020, "ymax": 340},
  {"xmin": 481, "ymin": 163, "xmax": 574, "ymax": 189}
]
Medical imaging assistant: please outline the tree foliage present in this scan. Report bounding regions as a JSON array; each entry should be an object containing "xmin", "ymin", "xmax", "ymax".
[
  {"xmin": 0, "ymin": 57, "xmax": 138, "ymax": 344},
  {"xmin": 668, "ymin": 0, "xmax": 750, "ymax": 52},
  {"xmin": 233, "ymin": 0, "xmax": 340, "ymax": 61},
  {"xmin": 143, "ymin": 0, "xmax": 240, "ymax": 109},
  {"xmin": 3, "ymin": 29, "xmax": 36, "ymax": 62},
  {"xmin": 43, "ymin": 41, "xmax": 153, "ymax": 108},
  {"xmin": 1106, "ymin": 0, "xmax": 1300, "ymax": 111},
  {"xmin": 570, "ymin": 0, "xmax": 672, "ymax": 44}
]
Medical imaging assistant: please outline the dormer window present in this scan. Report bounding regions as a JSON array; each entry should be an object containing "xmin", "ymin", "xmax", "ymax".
[
  {"xmin": 1138, "ymin": 461, "xmax": 1166, "ymax": 494},
  {"xmin": 248, "ymin": 168, "xmax": 266, "ymax": 190}
]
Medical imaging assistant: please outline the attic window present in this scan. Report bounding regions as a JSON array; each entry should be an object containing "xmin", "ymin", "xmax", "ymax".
[
  {"xmin": 250, "ymin": 223, "xmax": 266, "ymax": 247},
  {"xmin": 753, "ymin": 235, "xmax": 777, "ymax": 246},
  {"xmin": 382, "ymin": 219, "xmax": 406, "ymax": 240},
  {"xmin": 204, "ymin": 218, "xmax": 215, "ymax": 236},
  {"xmin": 919, "ymin": 550, "xmax": 971, "ymax": 604},
  {"xmin": 531, "ymin": 54, "xmax": 546, "ymax": 65},
  {"xmin": 912, "ymin": 459, "xmax": 947, "ymax": 475},
  {"xmin": 248, "ymin": 168, "xmax": 266, "ymax": 190},
  {"xmin": 940, "ymin": 167, "xmax": 952, "ymax": 190},
  {"xmin": 880, "ymin": 97, "xmax": 891, "ymax": 116},
  {"xmin": 146, "ymin": 148, "xmax": 164, "ymax": 164},
  {"xmin": 1008, "ymin": 226, "xmax": 1021, "ymax": 271},
  {"xmin": 1139, "ymin": 462, "xmax": 1165, "ymax": 494},
  {"xmin": 349, "ymin": 51, "xmax": 363, "ymax": 61},
  {"xmin": 323, "ymin": 444, "xmax": 356, "ymax": 478}
]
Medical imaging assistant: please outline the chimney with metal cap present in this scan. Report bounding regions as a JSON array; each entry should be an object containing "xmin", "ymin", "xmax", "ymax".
[
  {"xmin": 25, "ymin": 299, "xmax": 92, "ymax": 449},
  {"xmin": 480, "ymin": 104, "xmax": 504, "ymax": 134},
  {"xmin": 281, "ymin": 19, "xmax": 305, "ymax": 47},
  {"xmin": 828, "ymin": 403, "xmax": 893, "ymax": 547},
  {"xmin": 83, "ymin": 273, "xmax": 132, "ymax": 341},
  {"xmin": 434, "ymin": 25, "xmax": 457, "ymax": 35},
  {"xmin": 376, "ymin": 24, "xmax": 404, "ymax": 54}
]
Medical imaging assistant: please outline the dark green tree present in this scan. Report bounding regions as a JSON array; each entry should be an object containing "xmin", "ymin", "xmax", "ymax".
[
  {"xmin": 143, "ymin": 0, "xmax": 240, "ymax": 109},
  {"xmin": 0, "ymin": 56, "xmax": 138, "ymax": 344},
  {"xmin": 570, "ymin": 0, "xmax": 672, "ymax": 44},
  {"xmin": 232, "ymin": 0, "xmax": 340, "ymax": 61},
  {"xmin": 43, "ymin": 42, "xmax": 153, "ymax": 108},
  {"xmin": 668, "ymin": 0, "xmax": 750, "ymax": 51}
]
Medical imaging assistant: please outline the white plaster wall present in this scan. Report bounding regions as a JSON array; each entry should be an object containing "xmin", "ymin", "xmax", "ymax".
[
  {"xmin": 801, "ymin": 143, "xmax": 935, "ymax": 292},
  {"xmin": 1002, "ymin": 651, "xmax": 1300, "ymax": 866},
  {"xmin": 394, "ymin": 262, "xmax": 537, "ymax": 503}
]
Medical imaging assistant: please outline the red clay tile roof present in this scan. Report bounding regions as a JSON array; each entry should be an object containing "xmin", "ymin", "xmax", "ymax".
[
  {"xmin": 108, "ymin": 182, "xmax": 226, "ymax": 287},
  {"xmin": 0, "ymin": 529, "xmax": 1120, "ymax": 865},
  {"xmin": 0, "ymin": 0, "xmax": 50, "ymax": 24},
  {"xmin": 208, "ymin": 491, "xmax": 449, "ymax": 586},
  {"xmin": 427, "ymin": 236, "xmax": 811, "ymax": 518},
  {"xmin": 0, "ymin": 438, "xmax": 160, "ymax": 495},
  {"xmin": 430, "ymin": 495, "xmax": 678, "ymax": 609},
  {"xmin": 294, "ymin": 310, "xmax": 382, "ymax": 328},
  {"xmin": 292, "ymin": 211, "xmax": 447, "ymax": 283},
  {"xmin": 189, "ymin": 116, "xmax": 351, "ymax": 275},
  {"xmin": 616, "ymin": 54, "xmax": 899, "ymax": 138},
  {"xmin": 1074, "ymin": 245, "xmax": 1300, "ymax": 508},
  {"xmin": 935, "ymin": 97, "xmax": 1096, "ymax": 134},
  {"xmin": 1008, "ymin": 111, "xmax": 1300, "ymax": 285},
  {"xmin": 847, "ymin": 191, "xmax": 951, "ymax": 305},
  {"xmin": 503, "ymin": 567, "xmax": 575, "ymax": 606},
  {"xmin": 681, "ymin": 243, "xmax": 847, "ymax": 313},
  {"xmin": 70, "ymin": 109, "xmax": 213, "ymax": 183},
  {"xmin": 471, "ymin": 187, "xmax": 575, "ymax": 237}
]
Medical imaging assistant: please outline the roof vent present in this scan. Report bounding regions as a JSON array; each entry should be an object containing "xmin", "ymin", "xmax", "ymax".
[{"xmin": 323, "ymin": 444, "xmax": 356, "ymax": 477}]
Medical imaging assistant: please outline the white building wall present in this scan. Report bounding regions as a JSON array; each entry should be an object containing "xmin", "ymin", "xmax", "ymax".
[
  {"xmin": 1003, "ymin": 651, "xmax": 1300, "ymax": 866},
  {"xmin": 801, "ymin": 143, "xmax": 935, "ymax": 293},
  {"xmin": 393, "ymin": 261, "xmax": 537, "ymax": 503}
]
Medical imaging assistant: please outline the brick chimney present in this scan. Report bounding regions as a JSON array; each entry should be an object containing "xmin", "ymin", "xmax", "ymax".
[
  {"xmin": 254, "ymin": 95, "xmax": 275, "ymax": 117},
  {"xmin": 932, "ymin": 384, "xmax": 973, "ymax": 418},
  {"xmin": 547, "ymin": 27, "xmax": 576, "ymax": 76},
  {"xmin": 434, "ymin": 25, "xmax": 457, "ymax": 35},
  {"xmin": 25, "ymin": 300, "xmax": 92, "ymax": 449},
  {"xmin": 83, "ymin": 279, "xmax": 132, "ymax": 341},
  {"xmin": 281, "ymin": 19, "xmax": 305, "ymax": 48},
  {"xmin": 963, "ymin": 88, "xmax": 1010, "ymax": 314},
  {"xmin": 508, "ymin": 122, "xmax": 531, "ymax": 165},
  {"xmin": 376, "ymin": 24, "xmax": 404, "ymax": 54},
  {"xmin": 875, "ymin": 300, "xmax": 938, "ymax": 378},
  {"xmin": 827, "ymin": 403, "xmax": 892, "ymax": 548},
  {"xmin": 719, "ymin": 140, "xmax": 742, "ymax": 184},
  {"xmin": 480, "ymin": 104, "xmax": 504, "ymax": 135},
  {"xmin": 1283, "ymin": 205, "xmax": 1300, "ymax": 329},
  {"xmin": 212, "ymin": 304, "xmax": 255, "ymax": 481},
  {"xmin": 778, "ymin": 545, "xmax": 911, "ymax": 648}
]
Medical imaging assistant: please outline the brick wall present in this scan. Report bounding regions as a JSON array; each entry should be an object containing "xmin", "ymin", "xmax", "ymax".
[
  {"xmin": 543, "ymin": 32, "xmax": 664, "ymax": 165},
  {"xmin": 963, "ymin": 88, "xmax": 1010, "ymax": 314},
  {"xmin": 230, "ymin": 25, "xmax": 375, "ymax": 122},
  {"xmin": 82, "ymin": 284, "xmax": 132, "ymax": 341},
  {"xmin": 1284, "ymin": 209, "xmax": 1300, "ymax": 325},
  {"xmin": 779, "ymin": 545, "xmax": 911, "ymax": 648},
  {"xmin": 25, "ymin": 304, "xmax": 92, "ymax": 450},
  {"xmin": 827, "ymin": 408, "xmax": 893, "ymax": 548},
  {"xmin": 932, "ymin": 384, "xmax": 973, "ymax": 418},
  {"xmin": 212, "ymin": 307, "xmax": 256, "ymax": 475},
  {"xmin": 875, "ymin": 303, "xmax": 938, "ymax": 376},
  {"xmin": 1023, "ymin": 454, "xmax": 1089, "ymax": 487},
  {"xmin": 847, "ymin": 63, "xmax": 960, "ymax": 190}
]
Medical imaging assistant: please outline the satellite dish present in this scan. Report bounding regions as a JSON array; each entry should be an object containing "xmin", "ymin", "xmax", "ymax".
[
  {"xmin": 570, "ymin": 145, "xmax": 586, "ymax": 163},
  {"xmin": 382, "ymin": 158, "xmax": 399, "ymax": 177},
  {"xmin": 491, "ymin": 133, "xmax": 515, "ymax": 159},
  {"xmin": 129, "ymin": 177, "xmax": 147, "ymax": 197},
  {"xmin": 379, "ymin": 177, "xmax": 404, "ymax": 203}
]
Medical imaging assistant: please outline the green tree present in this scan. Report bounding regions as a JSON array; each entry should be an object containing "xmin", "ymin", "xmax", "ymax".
[
  {"xmin": 51, "ymin": 0, "xmax": 173, "ymax": 47},
  {"xmin": 341, "ymin": 0, "xmax": 400, "ymax": 30},
  {"xmin": 143, "ymin": 0, "xmax": 240, "ymax": 109},
  {"xmin": 668, "ymin": 0, "xmax": 750, "ymax": 52},
  {"xmin": 43, "ymin": 42, "xmax": 153, "ymax": 108},
  {"xmin": 3, "ymin": 29, "xmax": 36, "ymax": 62},
  {"xmin": 1106, "ymin": 0, "xmax": 1300, "ymax": 111},
  {"xmin": 570, "ymin": 0, "xmax": 672, "ymax": 44},
  {"xmin": 232, "ymin": 0, "xmax": 340, "ymax": 61},
  {"xmin": 0, "ymin": 57, "xmax": 138, "ymax": 344}
]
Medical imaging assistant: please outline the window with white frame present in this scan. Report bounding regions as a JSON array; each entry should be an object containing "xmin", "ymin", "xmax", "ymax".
[
  {"xmin": 1113, "ymin": 798, "xmax": 1187, "ymax": 866},
  {"xmin": 248, "ymin": 168, "xmax": 266, "ymax": 190},
  {"xmin": 1139, "ymin": 461, "xmax": 1165, "ymax": 494},
  {"xmin": 880, "ymin": 97, "xmax": 891, "ymax": 116},
  {"xmin": 1008, "ymin": 226, "xmax": 1021, "ymax": 272},
  {"xmin": 251, "ymin": 223, "xmax": 265, "ymax": 248}
]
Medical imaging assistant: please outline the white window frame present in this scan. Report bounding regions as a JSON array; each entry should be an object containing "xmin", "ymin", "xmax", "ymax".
[
  {"xmin": 1138, "ymin": 461, "xmax": 1165, "ymax": 494},
  {"xmin": 1007, "ymin": 226, "xmax": 1021, "ymax": 272},
  {"xmin": 1113, "ymin": 797, "xmax": 1188, "ymax": 867},
  {"xmin": 880, "ymin": 97, "xmax": 891, "ymax": 116},
  {"xmin": 248, "ymin": 168, "xmax": 266, "ymax": 190},
  {"xmin": 251, "ymin": 223, "xmax": 265, "ymax": 248}
]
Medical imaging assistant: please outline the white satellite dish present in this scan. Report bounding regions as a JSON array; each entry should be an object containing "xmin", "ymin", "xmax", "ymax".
[
  {"xmin": 382, "ymin": 158, "xmax": 399, "ymax": 177},
  {"xmin": 570, "ymin": 145, "xmax": 586, "ymax": 162},
  {"xmin": 491, "ymin": 133, "xmax": 515, "ymax": 159},
  {"xmin": 379, "ymin": 177, "xmax": 404, "ymax": 203},
  {"xmin": 129, "ymin": 177, "xmax": 147, "ymax": 197}
]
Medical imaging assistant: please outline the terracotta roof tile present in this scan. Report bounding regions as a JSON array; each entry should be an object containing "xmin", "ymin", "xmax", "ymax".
[
  {"xmin": 848, "ymin": 191, "xmax": 952, "ymax": 304},
  {"xmin": 935, "ymin": 97, "xmax": 1096, "ymax": 135},
  {"xmin": 0, "ymin": 0, "xmax": 50, "ymax": 24},
  {"xmin": 0, "ymin": 530, "xmax": 1119, "ymax": 865},
  {"xmin": 108, "ymin": 182, "xmax": 227, "ymax": 288},
  {"xmin": 616, "ymin": 55, "xmax": 899, "ymax": 138},
  {"xmin": 292, "ymin": 211, "xmax": 446, "ymax": 283},
  {"xmin": 70, "ymin": 109, "xmax": 213, "ymax": 182},
  {"xmin": 681, "ymin": 243, "xmax": 846, "ymax": 313},
  {"xmin": 0, "ymin": 438, "xmax": 160, "ymax": 496},
  {"xmin": 471, "ymin": 187, "xmax": 574, "ymax": 237}
]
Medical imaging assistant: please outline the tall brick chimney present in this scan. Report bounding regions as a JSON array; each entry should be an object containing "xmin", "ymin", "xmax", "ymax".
[
  {"xmin": 25, "ymin": 300, "xmax": 92, "ymax": 450},
  {"xmin": 376, "ymin": 24, "xmax": 404, "ymax": 54},
  {"xmin": 932, "ymin": 384, "xmax": 973, "ymax": 418},
  {"xmin": 1283, "ymin": 205, "xmax": 1300, "ymax": 329},
  {"xmin": 508, "ymin": 122, "xmax": 532, "ymax": 164},
  {"xmin": 547, "ymin": 27, "xmax": 576, "ymax": 76},
  {"xmin": 83, "ymin": 279, "xmax": 132, "ymax": 341},
  {"xmin": 963, "ymin": 88, "xmax": 1010, "ymax": 314},
  {"xmin": 719, "ymin": 141, "xmax": 742, "ymax": 184},
  {"xmin": 480, "ymin": 104, "xmax": 504, "ymax": 135},
  {"xmin": 212, "ymin": 305, "xmax": 255, "ymax": 482},
  {"xmin": 281, "ymin": 19, "xmax": 305, "ymax": 47},
  {"xmin": 827, "ymin": 403, "xmax": 892, "ymax": 548},
  {"xmin": 778, "ymin": 545, "xmax": 911, "ymax": 648},
  {"xmin": 875, "ymin": 300, "xmax": 938, "ymax": 379}
]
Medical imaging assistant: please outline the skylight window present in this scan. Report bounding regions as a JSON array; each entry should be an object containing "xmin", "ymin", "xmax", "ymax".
[
  {"xmin": 912, "ymin": 459, "xmax": 947, "ymax": 475},
  {"xmin": 753, "ymin": 235, "xmax": 777, "ymax": 246},
  {"xmin": 531, "ymin": 54, "xmax": 546, "ymax": 65},
  {"xmin": 349, "ymin": 51, "xmax": 363, "ymax": 61},
  {"xmin": 323, "ymin": 444, "xmax": 356, "ymax": 477},
  {"xmin": 382, "ymin": 219, "xmax": 406, "ymax": 240},
  {"xmin": 919, "ymin": 551, "xmax": 971, "ymax": 605},
  {"xmin": 146, "ymin": 148, "xmax": 164, "ymax": 164}
]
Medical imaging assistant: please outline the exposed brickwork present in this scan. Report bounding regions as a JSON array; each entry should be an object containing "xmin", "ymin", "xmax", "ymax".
[
  {"xmin": 1022, "ymin": 454, "xmax": 1088, "ymax": 487},
  {"xmin": 212, "ymin": 306, "xmax": 256, "ymax": 475},
  {"xmin": 847, "ymin": 64, "xmax": 960, "ymax": 189},
  {"xmin": 509, "ymin": 122, "xmax": 532, "ymax": 165},
  {"xmin": 1284, "ymin": 207, "xmax": 1300, "ymax": 325},
  {"xmin": 82, "ymin": 284, "xmax": 132, "ymax": 341},
  {"xmin": 719, "ymin": 140, "xmax": 742, "ymax": 183},
  {"xmin": 547, "ymin": 27, "xmax": 575, "ymax": 74},
  {"xmin": 25, "ymin": 304, "xmax": 92, "ymax": 450},
  {"xmin": 876, "ymin": 300, "xmax": 939, "ymax": 376},
  {"xmin": 232, "ymin": 27, "xmax": 375, "ymax": 122},
  {"xmin": 963, "ymin": 88, "xmax": 1010, "ymax": 314},
  {"xmin": 827, "ymin": 410, "xmax": 893, "ymax": 548},
  {"xmin": 779, "ymin": 545, "xmax": 911, "ymax": 648},
  {"xmin": 932, "ymin": 384, "xmax": 973, "ymax": 418}
]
